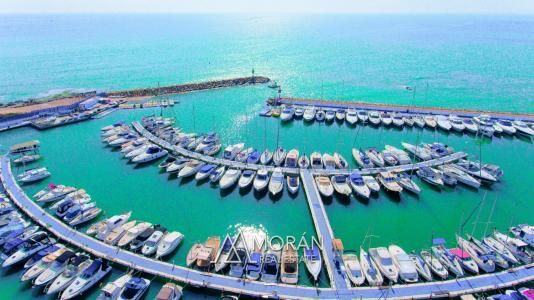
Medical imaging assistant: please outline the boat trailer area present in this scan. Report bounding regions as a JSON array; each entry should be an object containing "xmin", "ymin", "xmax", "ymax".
[{"xmin": 2, "ymin": 155, "xmax": 533, "ymax": 299}]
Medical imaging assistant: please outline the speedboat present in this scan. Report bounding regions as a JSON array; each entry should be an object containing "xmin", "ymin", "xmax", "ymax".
[
  {"xmin": 284, "ymin": 149, "xmax": 299, "ymax": 168},
  {"xmin": 403, "ymin": 115, "xmax": 414, "ymax": 127},
  {"xmin": 96, "ymin": 272, "xmax": 132, "ymax": 300},
  {"xmin": 186, "ymin": 243, "xmax": 203, "ymax": 267},
  {"xmin": 235, "ymin": 147, "xmax": 253, "ymax": 163},
  {"xmin": 121, "ymin": 139, "xmax": 147, "ymax": 155},
  {"xmin": 333, "ymin": 152, "xmax": 348, "ymax": 169},
  {"xmin": 2, "ymin": 232, "xmax": 55, "ymax": 267},
  {"xmin": 315, "ymin": 176, "xmax": 334, "ymax": 197},
  {"xmin": 104, "ymin": 221, "xmax": 136, "ymax": 245},
  {"xmin": 165, "ymin": 158, "xmax": 190, "ymax": 173},
  {"xmin": 298, "ymin": 154, "xmax": 310, "ymax": 169},
  {"xmin": 352, "ymin": 148, "xmax": 374, "ymax": 169},
  {"xmin": 379, "ymin": 112, "xmax": 393, "ymax": 126},
  {"xmin": 294, "ymin": 107, "xmax": 304, "ymax": 118},
  {"xmin": 222, "ymin": 143, "xmax": 244, "ymax": 160},
  {"xmin": 369, "ymin": 247, "xmax": 399, "ymax": 283},
  {"xmin": 132, "ymin": 146, "xmax": 168, "ymax": 164},
  {"xmin": 335, "ymin": 109, "xmax": 346, "ymax": 121},
  {"xmin": 456, "ymin": 235, "xmax": 495, "ymax": 273},
  {"xmin": 376, "ymin": 172, "xmax": 402, "ymax": 194},
  {"xmin": 69, "ymin": 207, "xmax": 102, "ymax": 226},
  {"xmin": 36, "ymin": 185, "xmax": 76, "ymax": 203},
  {"xmin": 268, "ymin": 168, "xmax": 284, "ymax": 196},
  {"xmin": 424, "ymin": 142, "xmax": 454, "ymax": 158},
  {"xmin": 125, "ymin": 144, "xmax": 150, "ymax": 159},
  {"xmin": 155, "ymin": 283, "xmax": 182, "ymax": 300},
  {"xmin": 455, "ymin": 159, "xmax": 496, "ymax": 184},
  {"xmin": 381, "ymin": 150, "xmax": 399, "ymax": 166},
  {"xmin": 462, "ymin": 118, "xmax": 478, "ymax": 133},
  {"xmin": 315, "ymin": 110, "xmax": 325, "ymax": 122},
  {"xmin": 21, "ymin": 247, "xmax": 68, "ymax": 282},
  {"xmin": 391, "ymin": 113, "xmax": 404, "ymax": 127},
  {"xmin": 117, "ymin": 222, "xmax": 152, "ymax": 248},
  {"xmin": 281, "ymin": 245, "xmax": 299, "ymax": 284},
  {"xmin": 109, "ymin": 133, "xmax": 137, "ymax": 147},
  {"xmin": 423, "ymin": 115, "xmax": 437, "ymax": 128},
  {"xmin": 368, "ymin": 111, "xmax": 381, "ymax": 126},
  {"xmin": 331, "ymin": 175, "xmax": 351, "ymax": 196},
  {"xmin": 395, "ymin": 173, "xmax": 421, "ymax": 194},
  {"xmin": 46, "ymin": 254, "xmax": 92, "ymax": 295},
  {"xmin": 436, "ymin": 115, "xmax": 452, "ymax": 131},
  {"xmin": 349, "ymin": 171, "xmax": 370, "ymax": 199},
  {"xmin": 482, "ymin": 163, "xmax": 503, "ymax": 180},
  {"xmin": 483, "ymin": 236, "xmax": 519, "ymax": 265},
  {"xmin": 345, "ymin": 109, "xmax": 358, "ymax": 125},
  {"xmin": 303, "ymin": 106, "xmax": 316, "ymax": 122},
  {"xmin": 209, "ymin": 166, "xmax": 226, "ymax": 184},
  {"xmin": 253, "ymin": 169, "xmax": 270, "ymax": 192},
  {"xmin": 178, "ymin": 160, "xmax": 204, "ymax": 178},
  {"xmin": 273, "ymin": 147, "xmax": 287, "ymax": 166},
  {"xmin": 195, "ymin": 164, "xmax": 217, "ymax": 181},
  {"xmin": 33, "ymin": 250, "xmax": 77, "ymax": 286},
  {"xmin": 304, "ymin": 246, "xmax": 322, "ymax": 281},
  {"xmin": 360, "ymin": 248, "xmax": 383, "ymax": 286},
  {"xmin": 401, "ymin": 142, "xmax": 432, "ymax": 161},
  {"xmin": 439, "ymin": 169, "xmax": 458, "ymax": 186},
  {"xmin": 420, "ymin": 250, "xmax": 448, "ymax": 279},
  {"xmin": 17, "ymin": 167, "xmax": 51, "ymax": 183},
  {"xmin": 389, "ymin": 245, "xmax": 418, "ymax": 283},
  {"xmin": 141, "ymin": 226, "xmax": 167, "ymax": 256},
  {"xmin": 509, "ymin": 224, "xmax": 534, "ymax": 247},
  {"xmin": 62, "ymin": 202, "xmax": 96, "ymax": 223},
  {"xmin": 245, "ymin": 251, "xmax": 263, "ymax": 280},
  {"xmin": 287, "ymin": 175, "xmax": 300, "ymax": 194},
  {"xmin": 431, "ymin": 239, "xmax": 464, "ymax": 277},
  {"xmin": 213, "ymin": 236, "xmax": 234, "ymax": 273},
  {"xmin": 493, "ymin": 230, "xmax": 532, "ymax": 264},
  {"xmin": 365, "ymin": 148, "xmax": 385, "ymax": 167},
  {"xmin": 310, "ymin": 152, "xmax": 323, "ymax": 169},
  {"xmin": 449, "ymin": 115, "xmax": 466, "ymax": 132},
  {"xmin": 343, "ymin": 253, "xmax": 365, "ymax": 286},
  {"xmin": 449, "ymin": 247, "xmax": 479, "ymax": 274},
  {"xmin": 409, "ymin": 253, "xmax": 432, "ymax": 281},
  {"xmin": 384, "ymin": 145, "xmax": 412, "ymax": 165},
  {"xmin": 513, "ymin": 120, "xmax": 534, "ymax": 137},
  {"xmin": 129, "ymin": 226, "xmax": 155, "ymax": 252},
  {"xmin": 438, "ymin": 165, "xmax": 480, "ymax": 189},
  {"xmin": 416, "ymin": 167, "xmax": 444, "ymax": 188},
  {"xmin": 357, "ymin": 110, "xmax": 369, "ymax": 123},
  {"xmin": 260, "ymin": 250, "xmax": 280, "ymax": 283},
  {"xmin": 246, "ymin": 150, "xmax": 260, "ymax": 164},
  {"xmin": 322, "ymin": 153, "xmax": 336, "ymax": 170},
  {"xmin": 363, "ymin": 176, "xmax": 380, "ymax": 193},
  {"xmin": 325, "ymin": 109, "xmax": 335, "ymax": 122},
  {"xmin": 220, "ymin": 169, "xmax": 241, "ymax": 190},
  {"xmin": 117, "ymin": 277, "xmax": 150, "ymax": 300},
  {"xmin": 280, "ymin": 106, "xmax": 295, "ymax": 122},
  {"xmin": 413, "ymin": 115, "xmax": 425, "ymax": 128},
  {"xmin": 238, "ymin": 170, "xmax": 255, "ymax": 189},
  {"xmin": 202, "ymin": 143, "xmax": 221, "ymax": 156},
  {"xmin": 260, "ymin": 149, "xmax": 273, "ymax": 165}
]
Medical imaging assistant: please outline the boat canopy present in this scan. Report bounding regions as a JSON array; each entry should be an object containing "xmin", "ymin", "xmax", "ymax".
[
  {"xmin": 432, "ymin": 237, "xmax": 447, "ymax": 245},
  {"xmin": 450, "ymin": 248, "xmax": 471, "ymax": 259}
]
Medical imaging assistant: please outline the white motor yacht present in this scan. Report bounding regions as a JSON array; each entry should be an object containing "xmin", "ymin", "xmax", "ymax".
[
  {"xmin": 132, "ymin": 146, "xmax": 168, "ymax": 164},
  {"xmin": 384, "ymin": 145, "xmax": 411, "ymax": 165},
  {"xmin": 268, "ymin": 168, "xmax": 284, "ymax": 196},
  {"xmin": 493, "ymin": 231, "xmax": 532, "ymax": 264},
  {"xmin": 287, "ymin": 175, "xmax": 300, "ymax": 194},
  {"xmin": 437, "ymin": 165, "xmax": 480, "ymax": 189},
  {"xmin": 420, "ymin": 250, "xmax": 448, "ymax": 279},
  {"xmin": 46, "ymin": 255, "xmax": 92, "ymax": 295},
  {"xmin": 260, "ymin": 149, "xmax": 273, "ymax": 165},
  {"xmin": 449, "ymin": 115, "xmax": 466, "ymax": 132},
  {"xmin": 124, "ymin": 144, "xmax": 150, "ymax": 159},
  {"xmin": 391, "ymin": 113, "xmax": 404, "ymax": 127},
  {"xmin": 36, "ymin": 185, "xmax": 76, "ymax": 203},
  {"xmin": 423, "ymin": 115, "xmax": 437, "ymax": 128},
  {"xmin": 238, "ymin": 170, "xmax": 255, "ymax": 189},
  {"xmin": 141, "ymin": 227, "xmax": 167, "ymax": 256},
  {"xmin": 379, "ymin": 112, "xmax": 393, "ymax": 126},
  {"xmin": 512, "ymin": 120, "xmax": 534, "ymax": 137},
  {"xmin": 360, "ymin": 248, "xmax": 384, "ymax": 286},
  {"xmin": 117, "ymin": 222, "xmax": 152, "ymax": 248},
  {"xmin": 219, "ymin": 169, "xmax": 241, "ymax": 190},
  {"xmin": 395, "ymin": 173, "xmax": 421, "ymax": 194},
  {"xmin": 335, "ymin": 109, "xmax": 346, "ymax": 121},
  {"xmin": 21, "ymin": 247, "xmax": 68, "ymax": 282},
  {"xmin": 349, "ymin": 171, "xmax": 370, "ymax": 199},
  {"xmin": 456, "ymin": 235, "xmax": 495, "ymax": 273},
  {"xmin": 482, "ymin": 236, "xmax": 519, "ymax": 265},
  {"xmin": 166, "ymin": 158, "xmax": 190, "ymax": 173},
  {"xmin": 331, "ymin": 175, "xmax": 351, "ymax": 196},
  {"xmin": 389, "ymin": 245, "xmax": 418, "ymax": 283},
  {"xmin": 17, "ymin": 167, "xmax": 51, "ymax": 183},
  {"xmin": 284, "ymin": 149, "xmax": 299, "ymax": 168},
  {"xmin": 436, "ymin": 115, "xmax": 452, "ymax": 131},
  {"xmin": 401, "ymin": 142, "xmax": 432, "ymax": 161},
  {"xmin": 303, "ymin": 106, "xmax": 316, "ymax": 122},
  {"xmin": 178, "ymin": 160, "xmax": 204, "ymax": 178},
  {"xmin": 116, "ymin": 277, "xmax": 150, "ymax": 300},
  {"xmin": 368, "ymin": 111, "xmax": 381, "ymax": 126},
  {"xmin": 315, "ymin": 176, "xmax": 333, "ymax": 197},
  {"xmin": 253, "ymin": 169, "xmax": 270, "ymax": 192},
  {"xmin": 365, "ymin": 148, "xmax": 385, "ymax": 167},
  {"xmin": 222, "ymin": 143, "xmax": 245, "ymax": 160},
  {"xmin": 409, "ymin": 253, "xmax": 432, "ymax": 281},
  {"xmin": 369, "ymin": 247, "xmax": 399, "ymax": 283},
  {"xmin": 90, "ymin": 211, "xmax": 131, "ymax": 238},
  {"xmin": 209, "ymin": 166, "xmax": 226, "ymax": 184},
  {"xmin": 357, "ymin": 110, "xmax": 368, "ymax": 123},
  {"xmin": 413, "ymin": 115, "xmax": 425, "ymax": 128},
  {"xmin": 155, "ymin": 231, "xmax": 184, "ymax": 259},
  {"xmin": 462, "ymin": 118, "xmax": 478, "ymax": 133},
  {"xmin": 343, "ymin": 253, "xmax": 365, "ymax": 286},
  {"xmin": 362, "ymin": 176, "xmax": 380, "ymax": 193},
  {"xmin": 345, "ymin": 109, "xmax": 358, "ymax": 125},
  {"xmin": 352, "ymin": 148, "xmax": 374, "ymax": 169},
  {"xmin": 33, "ymin": 250, "xmax": 77, "ymax": 286},
  {"xmin": 303, "ymin": 246, "xmax": 322, "ymax": 281}
]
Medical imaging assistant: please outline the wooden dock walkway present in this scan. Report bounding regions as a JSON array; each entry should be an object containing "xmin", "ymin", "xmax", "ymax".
[
  {"xmin": 274, "ymin": 97, "xmax": 534, "ymax": 122},
  {"xmin": 1, "ymin": 155, "xmax": 534, "ymax": 299}
]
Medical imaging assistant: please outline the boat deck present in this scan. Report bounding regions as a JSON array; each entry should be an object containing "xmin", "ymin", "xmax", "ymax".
[
  {"xmin": 274, "ymin": 97, "xmax": 534, "ymax": 122},
  {"xmin": 1, "ymin": 155, "xmax": 534, "ymax": 299},
  {"xmin": 132, "ymin": 121, "xmax": 468, "ymax": 176}
]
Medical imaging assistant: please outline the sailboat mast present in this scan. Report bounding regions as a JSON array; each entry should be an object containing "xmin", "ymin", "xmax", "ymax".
[{"xmin": 483, "ymin": 195, "xmax": 497, "ymax": 237}]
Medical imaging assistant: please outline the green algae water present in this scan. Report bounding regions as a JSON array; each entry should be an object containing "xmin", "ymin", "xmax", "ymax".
[{"xmin": 1, "ymin": 14, "xmax": 533, "ymax": 299}]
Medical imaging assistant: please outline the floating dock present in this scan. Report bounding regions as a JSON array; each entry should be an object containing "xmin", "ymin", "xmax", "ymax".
[
  {"xmin": 132, "ymin": 121, "xmax": 468, "ymax": 176},
  {"xmin": 273, "ymin": 97, "xmax": 534, "ymax": 122},
  {"xmin": 2, "ymin": 155, "xmax": 534, "ymax": 299}
]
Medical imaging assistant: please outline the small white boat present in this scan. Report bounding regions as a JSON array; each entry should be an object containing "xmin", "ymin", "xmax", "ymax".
[
  {"xmin": 238, "ymin": 170, "xmax": 255, "ymax": 189},
  {"xmin": 462, "ymin": 118, "xmax": 479, "ymax": 133},
  {"xmin": 482, "ymin": 236, "xmax": 519, "ymax": 265},
  {"xmin": 315, "ymin": 110, "xmax": 325, "ymax": 121},
  {"xmin": 380, "ymin": 112, "xmax": 393, "ymax": 126},
  {"xmin": 389, "ymin": 245, "xmax": 418, "ymax": 283},
  {"xmin": 325, "ymin": 109, "xmax": 335, "ymax": 122},
  {"xmin": 315, "ymin": 176, "xmax": 333, "ymax": 197},
  {"xmin": 165, "ymin": 158, "xmax": 190, "ymax": 173},
  {"xmin": 343, "ymin": 253, "xmax": 365, "ymax": 286},
  {"xmin": 284, "ymin": 149, "xmax": 299, "ymax": 168},
  {"xmin": 345, "ymin": 109, "xmax": 358, "ymax": 125},
  {"xmin": 21, "ymin": 247, "xmax": 68, "ymax": 282},
  {"xmin": 253, "ymin": 169, "xmax": 269, "ymax": 192},
  {"xmin": 331, "ymin": 175, "xmax": 351, "ymax": 196},
  {"xmin": 455, "ymin": 159, "xmax": 496, "ymax": 184},
  {"xmin": 493, "ymin": 231, "xmax": 532, "ymax": 264},
  {"xmin": 260, "ymin": 149, "xmax": 273, "ymax": 165},
  {"xmin": 96, "ymin": 272, "xmax": 132, "ymax": 300},
  {"xmin": 409, "ymin": 253, "xmax": 432, "ymax": 281},
  {"xmin": 69, "ymin": 207, "xmax": 102, "ymax": 226},
  {"xmin": 178, "ymin": 160, "xmax": 204, "ymax": 178},
  {"xmin": 273, "ymin": 147, "xmax": 287, "ymax": 166},
  {"xmin": 376, "ymin": 172, "xmax": 402, "ymax": 194},
  {"xmin": 125, "ymin": 144, "xmax": 150, "ymax": 159},
  {"xmin": 365, "ymin": 148, "xmax": 385, "ymax": 167},
  {"xmin": 335, "ymin": 109, "xmax": 346, "ymax": 121},
  {"xmin": 195, "ymin": 164, "xmax": 216, "ymax": 181},
  {"xmin": 213, "ymin": 236, "xmax": 234, "ymax": 273},
  {"xmin": 333, "ymin": 152, "xmax": 349, "ymax": 169},
  {"xmin": 417, "ymin": 167, "xmax": 444, "ymax": 188},
  {"xmin": 33, "ymin": 250, "xmax": 77, "ymax": 286},
  {"xmin": 403, "ymin": 116, "xmax": 414, "ymax": 127},
  {"xmin": 436, "ymin": 115, "xmax": 452, "ymax": 131},
  {"xmin": 219, "ymin": 169, "xmax": 241, "ymax": 190},
  {"xmin": 357, "ymin": 110, "xmax": 369, "ymax": 123},
  {"xmin": 509, "ymin": 224, "xmax": 534, "ymax": 248},
  {"xmin": 60, "ymin": 259, "xmax": 112, "ymax": 300},
  {"xmin": 287, "ymin": 175, "xmax": 300, "ymax": 194},
  {"xmin": 420, "ymin": 250, "xmax": 447, "ymax": 279},
  {"xmin": 117, "ymin": 222, "xmax": 152, "ymax": 248},
  {"xmin": 141, "ymin": 227, "xmax": 167, "ymax": 256},
  {"xmin": 303, "ymin": 106, "xmax": 316, "ymax": 122},
  {"xmin": 360, "ymin": 248, "xmax": 384, "ymax": 286},
  {"xmin": 395, "ymin": 173, "xmax": 421, "ymax": 194},
  {"xmin": 449, "ymin": 115, "xmax": 466, "ymax": 132},
  {"xmin": 303, "ymin": 246, "xmax": 322, "ymax": 281},
  {"xmin": 381, "ymin": 150, "xmax": 399, "ymax": 166},
  {"xmin": 268, "ymin": 168, "xmax": 284, "ymax": 196},
  {"xmin": 456, "ymin": 235, "xmax": 495, "ymax": 273},
  {"xmin": 391, "ymin": 113, "xmax": 404, "ymax": 127},
  {"xmin": 349, "ymin": 171, "xmax": 370, "ymax": 199},
  {"xmin": 513, "ymin": 120, "xmax": 534, "ymax": 137},
  {"xmin": 132, "ymin": 146, "xmax": 168, "ymax": 164},
  {"xmin": 494, "ymin": 119, "xmax": 516, "ymax": 135},
  {"xmin": 413, "ymin": 115, "xmax": 425, "ymax": 128},
  {"xmin": 294, "ymin": 107, "xmax": 304, "ymax": 118},
  {"xmin": 438, "ymin": 165, "xmax": 480, "ymax": 189},
  {"xmin": 369, "ymin": 247, "xmax": 399, "ymax": 283},
  {"xmin": 368, "ymin": 111, "xmax": 381, "ymax": 126},
  {"xmin": 17, "ymin": 167, "xmax": 51, "ymax": 183},
  {"xmin": 352, "ymin": 148, "xmax": 374, "ymax": 169},
  {"xmin": 298, "ymin": 154, "xmax": 310, "ymax": 169},
  {"xmin": 424, "ymin": 115, "xmax": 437, "ymax": 128},
  {"xmin": 384, "ymin": 145, "xmax": 411, "ymax": 165},
  {"xmin": 13, "ymin": 154, "xmax": 41, "ymax": 165},
  {"xmin": 310, "ymin": 152, "xmax": 323, "ymax": 169},
  {"xmin": 280, "ymin": 106, "xmax": 294, "ymax": 121},
  {"xmin": 362, "ymin": 176, "xmax": 380, "ymax": 193},
  {"xmin": 322, "ymin": 153, "xmax": 336, "ymax": 170},
  {"xmin": 209, "ymin": 166, "xmax": 226, "ymax": 184}
]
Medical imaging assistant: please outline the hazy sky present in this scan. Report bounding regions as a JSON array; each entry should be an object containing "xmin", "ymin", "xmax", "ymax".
[{"xmin": 1, "ymin": 0, "xmax": 534, "ymax": 14}]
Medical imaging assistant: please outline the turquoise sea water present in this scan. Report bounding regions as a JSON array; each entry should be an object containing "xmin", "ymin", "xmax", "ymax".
[{"xmin": 0, "ymin": 14, "xmax": 533, "ymax": 299}]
